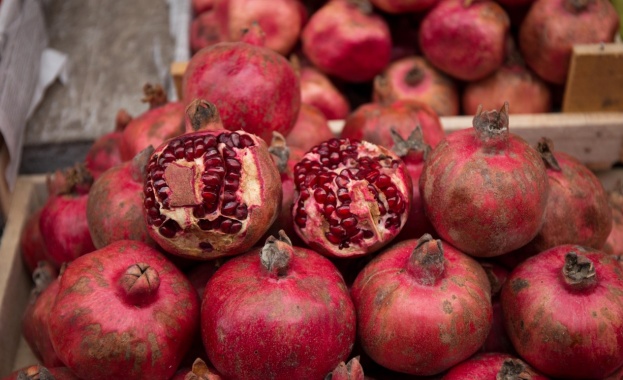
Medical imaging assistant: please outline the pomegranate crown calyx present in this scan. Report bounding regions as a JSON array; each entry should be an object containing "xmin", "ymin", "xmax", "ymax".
[
  {"xmin": 17, "ymin": 366, "xmax": 55, "ymax": 380},
  {"xmin": 118, "ymin": 263, "xmax": 161, "ymax": 304},
  {"xmin": 404, "ymin": 66, "xmax": 425, "ymax": 87},
  {"xmin": 473, "ymin": 102, "xmax": 510, "ymax": 143},
  {"xmin": 185, "ymin": 99, "xmax": 222, "ymax": 132},
  {"xmin": 563, "ymin": 251, "xmax": 597, "ymax": 288},
  {"xmin": 564, "ymin": 0, "xmax": 595, "ymax": 13},
  {"xmin": 268, "ymin": 131, "xmax": 290, "ymax": 173},
  {"xmin": 142, "ymin": 83, "xmax": 168, "ymax": 109},
  {"xmin": 241, "ymin": 21, "xmax": 266, "ymax": 47},
  {"xmin": 325, "ymin": 356, "xmax": 364, "ymax": 380},
  {"xmin": 536, "ymin": 137, "xmax": 561, "ymax": 171},
  {"xmin": 408, "ymin": 234, "xmax": 445, "ymax": 286},
  {"xmin": 185, "ymin": 358, "xmax": 219, "ymax": 380},
  {"xmin": 390, "ymin": 126, "xmax": 431, "ymax": 160},
  {"xmin": 496, "ymin": 359, "xmax": 533, "ymax": 380},
  {"xmin": 260, "ymin": 230, "xmax": 293, "ymax": 277}
]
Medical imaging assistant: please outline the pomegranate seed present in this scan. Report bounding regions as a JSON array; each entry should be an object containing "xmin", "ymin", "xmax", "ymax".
[
  {"xmin": 205, "ymin": 148, "xmax": 219, "ymax": 158},
  {"xmin": 198, "ymin": 219, "xmax": 213, "ymax": 230},
  {"xmin": 387, "ymin": 197, "xmax": 397, "ymax": 210},
  {"xmin": 335, "ymin": 175, "xmax": 349, "ymax": 187},
  {"xmin": 336, "ymin": 205, "xmax": 351, "ymax": 218},
  {"xmin": 222, "ymin": 191, "xmax": 236, "ymax": 202},
  {"xmin": 328, "ymin": 139, "xmax": 340, "ymax": 150},
  {"xmin": 222, "ymin": 202, "xmax": 238, "ymax": 216},
  {"xmin": 212, "ymin": 217, "xmax": 223, "ymax": 229},
  {"xmin": 235, "ymin": 204, "xmax": 248, "ymax": 220},
  {"xmin": 205, "ymin": 157, "xmax": 223, "ymax": 167},
  {"xmin": 330, "ymin": 152, "xmax": 340, "ymax": 164},
  {"xmin": 378, "ymin": 203, "xmax": 387, "ymax": 215},
  {"xmin": 330, "ymin": 225, "xmax": 346, "ymax": 237},
  {"xmin": 162, "ymin": 151, "xmax": 176, "ymax": 161},
  {"xmin": 324, "ymin": 204, "xmax": 335, "ymax": 217},
  {"xmin": 153, "ymin": 179, "xmax": 166, "ymax": 189},
  {"xmin": 326, "ymin": 191, "xmax": 337, "ymax": 205},
  {"xmin": 314, "ymin": 188, "xmax": 327, "ymax": 203},
  {"xmin": 318, "ymin": 172, "xmax": 332, "ymax": 185},
  {"xmin": 328, "ymin": 218, "xmax": 339, "ymax": 226},
  {"xmin": 202, "ymin": 190, "xmax": 218, "ymax": 203},
  {"xmin": 202, "ymin": 174, "xmax": 221, "ymax": 186},
  {"xmin": 224, "ymin": 177, "xmax": 239, "ymax": 191},
  {"xmin": 193, "ymin": 205, "xmax": 206, "ymax": 218},
  {"xmin": 156, "ymin": 187, "xmax": 169, "ymax": 200},
  {"xmin": 152, "ymin": 216, "xmax": 165, "ymax": 227},
  {"xmin": 218, "ymin": 133, "xmax": 231, "ymax": 145},
  {"xmin": 350, "ymin": 229, "xmax": 363, "ymax": 240},
  {"xmin": 363, "ymin": 230, "xmax": 374, "ymax": 239},
  {"xmin": 230, "ymin": 221, "xmax": 242, "ymax": 233},
  {"xmin": 199, "ymin": 242, "xmax": 213, "ymax": 251},
  {"xmin": 170, "ymin": 139, "xmax": 182, "ymax": 148},
  {"xmin": 159, "ymin": 220, "xmax": 180, "ymax": 238},
  {"xmin": 222, "ymin": 147, "xmax": 236, "ymax": 159},
  {"xmin": 174, "ymin": 146, "xmax": 185, "ymax": 159},
  {"xmin": 185, "ymin": 147, "xmax": 195, "ymax": 162},
  {"xmin": 300, "ymin": 189, "xmax": 310, "ymax": 200},
  {"xmin": 306, "ymin": 173, "xmax": 318, "ymax": 188},
  {"xmin": 239, "ymin": 134, "xmax": 254, "ymax": 148},
  {"xmin": 325, "ymin": 232, "xmax": 341, "ymax": 244},
  {"xmin": 337, "ymin": 188, "xmax": 350, "ymax": 202},
  {"xmin": 144, "ymin": 197, "xmax": 155, "ymax": 208},
  {"xmin": 295, "ymin": 216, "xmax": 307, "ymax": 227},
  {"xmin": 365, "ymin": 170, "xmax": 380, "ymax": 183},
  {"xmin": 148, "ymin": 207, "xmax": 160, "ymax": 218},
  {"xmin": 376, "ymin": 175, "xmax": 391, "ymax": 188},
  {"xmin": 204, "ymin": 135, "xmax": 217, "ymax": 147},
  {"xmin": 194, "ymin": 141, "xmax": 206, "ymax": 157},
  {"xmin": 385, "ymin": 186, "xmax": 397, "ymax": 198},
  {"xmin": 152, "ymin": 169, "xmax": 164, "ymax": 181},
  {"xmin": 206, "ymin": 167, "xmax": 225, "ymax": 178},
  {"xmin": 341, "ymin": 217, "xmax": 357, "ymax": 229},
  {"xmin": 297, "ymin": 208, "xmax": 307, "ymax": 218},
  {"xmin": 230, "ymin": 132, "xmax": 240, "ymax": 147},
  {"xmin": 220, "ymin": 219, "xmax": 233, "ymax": 233},
  {"xmin": 367, "ymin": 185, "xmax": 379, "ymax": 196}
]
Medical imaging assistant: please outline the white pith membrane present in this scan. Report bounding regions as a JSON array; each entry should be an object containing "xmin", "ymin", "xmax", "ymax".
[
  {"xmin": 143, "ymin": 131, "xmax": 263, "ymax": 256},
  {"xmin": 293, "ymin": 139, "xmax": 410, "ymax": 257}
]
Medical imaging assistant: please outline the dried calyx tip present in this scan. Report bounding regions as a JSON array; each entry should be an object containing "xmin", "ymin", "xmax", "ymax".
[
  {"xmin": 17, "ymin": 366, "xmax": 55, "ymax": 380},
  {"xmin": 408, "ymin": 234, "xmax": 445, "ymax": 286},
  {"xmin": 390, "ymin": 126, "xmax": 431, "ymax": 159},
  {"xmin": 260, "ymin": 230, "xmax": 293, "ymax": 277},
  {"xmin": 31, "ymin": 262, "xmax": 56, "ymax": 297},
  {"xmin": 563, "ymin": 251, "xmax": 596, "ymax": 287},
  {"xmin": 497, "ymin": 359, "xmax": 532, "ymax": 380},
  {"xmin": 186, "ymin": 99, "xmax": 221, "ymax": 132},
  {"xmin": 473, "ymin": 102, "xmax": 510, "ymax": 141},
  {"xmin": 565, "ymin": 0, "xmax": 594, "ymax": 12},
  {"xmin": 405, "ymin": 66, "xmax": 425, "ymax": 87},
  {"xmin": 268, "ymin": 131, "xmax": 290, "ymax": 173},
  {"xmin": 347, "ymin": 0, "xmax": 373, "ymax": 14},
  {"xmin": 142, "ymin": 83, "xmax": 168, "ymax": 109},
  {"xmin": 325, "ymin": 356, "xmax": 364, "ymax": 380},
  {"xmin": 373, "ymin": 74, "xmax": 394, "ymax": 105},
  {"xmin": 536, "ymin": 137, "xmax": 561, "ymax": 171}
]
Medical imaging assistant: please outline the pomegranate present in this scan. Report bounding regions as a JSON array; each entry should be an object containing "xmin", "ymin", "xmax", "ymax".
[
  {"xmin": 183, "ymin": 23, "xmax": 300, "ymax": 143},
  {"xmin": 143, "ymin": 127, "xmax": 281, "ymax": 259},
  {"xmin": 391, "ymin": 127, "xmax": 437, "ymax": 242},
  {"xmin": 22, "ymin": 262, "xmax": 63, "ymax": 368},
  {"xmin": 479, "ymin": 262, "xmax": 514, "ymax": 354},
  {"xmin": 351, "ymin": 234, "xmax": 493, "ymax": 375},
  {"xmin": 604, "ymin": 182, "xmax": 623, "ymax": 255},
  {"xmin": 193, "ymin": 0, "xmax": 216, "ymax": 15},
  {"xmin": 519, "ymin": 0, "xmax": 619, "ymax": 84},
  {"xmin": 48, "ymin": 240, "xmax": 199, "ymax": 380},
  {"xmin": 213, "ymin": 0, "xmax": 304, "ymax": 55},
  {"xmin": 420, "ymin": 103, "xmax": 549, "ymax": 257},
  {"xmin": 286, "ymin": 103, "xmax": 334, "ymax": 153},
  {"xmin": 327, "ymin": 357, "xmax": 365, "ymax": 380},
  {"xmin": 301, "ymin": 0, "xmax": 392, "ymax": 83},
  {"xmin": 376, "ymin": 56, "xmax": 459, "ymax": 117},
  {"xmin": 190, "ymin": 10, "xmax": 225, "ymax": 54},
  {"xmin": 39, "ymin": 165, "xmax": 96, "ymax": 268},
  {"xmin": 201, "ymin": 231, "xmax": 356, "ymax": 379},
  {"xmin": 84, "ymin": 109, "xmax": 132, "ymax": 180},
  {"xmin": 120, "ymin": 83, "xmax": 185, "ymax": 161},
  {"xmin": 299, "ymin": 65, "xmax": 350, "ymax": 120},
  {"xmin": 342, "ymin": 76, "xmax": 445, "ymax": 152},
  {"xmin": 419, "ymin": 0, "xmax": 510, "ymax": 81},
  {"xmin": 370, "ymin": 0, "xmax": 440, "ymax": 13},
  {"xmin": 87, "ymin": 147, "xmax": 156, "ymax": 249},
  {"xmin": 292, "ymin": 137, "xmax": 412, "ymax": 258},
  {"xmin": 501, "ymin": 246, "xmax": 623, "ymax": 379},
  {"xmin": 20, "ymin": 208, "xmax": 50, "ymax": 274},
  {"xmin": 1, "ymin": 366, "xmax": 79, "ymax": 380},
  {"xmin": 442, "ymin": 353, "xmax": 548, "ymax": 379}
]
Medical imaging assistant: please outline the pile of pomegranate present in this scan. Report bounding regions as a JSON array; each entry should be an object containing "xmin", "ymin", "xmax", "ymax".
[{"xmin": 9, "ymin": 0, "xmax": 623, "ymax": 379}]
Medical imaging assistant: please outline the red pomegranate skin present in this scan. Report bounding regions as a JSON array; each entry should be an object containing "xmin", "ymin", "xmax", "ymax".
[
  {"xmin": 462, "ymin": 64, "xmax": 552, "ymax": 115},
  {"xmin": 193, "ymin": 0, "xmax": 216, "ymax": 15},
  {"xmin": 215, "ymin": 0, "xmax": 304, "ymax": 55},
  {"xmin": 87, "ymin": 149, "xmax": 156, "ymax": 249},
  {"xmin": 519, "ymin": 0, "xmax": 619, "ymax": 85},
  {"xmin": 342, "ymin": 99, "xmax": 445, "ymax": 153},
  {"xmin": 22, "ymin": 275, "xmax": 63, "ymax": 367},
  {"xmin": 301, "ymin": 0, "xmax": 392, "ymax": 83},
  {"xmin": 420, "ymin": 104, "xmax": 549, "ymax": 257},
  {"xmin": 20, "ymin": 208, "xmax": 50, "ymax": 274},
  {"xmin": 48, "ymin": 240, "xmax": 199, "ymax": 380},
  {"xmin": 419, "ymin": 0, "xmax": 510, "ymax": 81},
  {"xmin": 501, "ymin": 245, "xmax": 623, "ymax": 379},
  {"xmin": 201, "ymin": 234, "xmax": 356, "ymax": 379},
  {"xmin": 515, "ymin": 143, "xmax": 612, "ymax": 257},
  {"xmin": 300, "ymin": 66, "xmax": 350, "ymax": 120},
  {"xmin": 604, "ymin": 186, "xmax": 623, "ymax": 255},
  {"xmin": 370, "ymin": 0, "xmax": 440, "ymax": 13},
  {"xmin": 497, "ymin": 0, "xmax": 535, "ymax": 6},
  {"xmin": 183, "ymin": 25, "xmax": 300, "ymax": 144},
  {"xmin": 84, "ymin": 109, "xmax": 132, "ymax": 180},
  {"xmin": 442, "ymin": 353, "xmax": 548, "ymax": 380},
  {"xmin": 40, "ymin": 193, "xmax": 96, "ymax": 268},
  {"xmin": 190, "ymin": 10, "xmax": 225, "ymax": 55},
  {"xmin": 286, "ymin": 103, "xmax": 334, "ymax": 153},
  {"xmin": 1, "ymin": 366, "xmax": 79, "ymax": 380},
  {"xmin": 351, "ymin": 236, "xmax": 492, "ymax": 375},
  {"xmin": 377, "ymin": 56, "xmax": 459, "ymax": 117}
]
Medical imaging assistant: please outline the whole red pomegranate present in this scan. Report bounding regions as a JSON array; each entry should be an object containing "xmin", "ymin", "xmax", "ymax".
[
  {"xmin": 120, "ymin": 84, "xmax": 185, "ymax": 161},
  {"xmin": 420, "ymin": 103, "xmax": 549, "ymax": 257},
  {"xmin": 301, "ymin": 0, "xmax": 392, "ymax": 83},
  {"xmin": 190, "ymin": 9, "xmax": 225, "ymax": 54},
  {"xmin": 370, "ymin": 0, "xmax": 439, "ymax": 13},
  {"xmin": 87, "ymin": 147, "xmax": 156, "ymax": 248},
  {"xmin": 22, "ymin": 263, "xmax": 62, "ymax": 368},
  {"xmin": 20, "ymin": 208, "xmax": 50, "ymax": 274},
  {"xmin": 143, "ymin": 127, "xmax": 281, "ymax": 259},
  {"xmin": 48, "ymin": 240, "xmax": 199, "ymax": 380},
  {"xmin": 183, "ymin": 23, "xmax": 300, "ymax": 143},
  {"xmin": 419, "ymin": 0, "xmax": 510, "ymax": 81},
  {"xmin": 299, "ymin": 65, "xmax": 350, "ymax": 120},
  {"xmin": 462, "ymin": 44, "xmax": 551, "ymax": 115},
  {"xmin": 201, "ymin": 231, "xmax": 356, "ymax": 379},
  {"xmin": 442, "ymin": 353, "xmax": 548, "ymax": 380},
  {"xmin": 286, "ymin": 103, "xmax": 334, "ymax": 153},
  {"xmin": 376, "ymin": 56, "xmax": 459, "ymax": 117},
  {"xmin": 519, "ymin": 0, "xmax": 619, "ymax": 84},
  {"xmin": 604, "ymin": 183, "xmax": 623, "ymax": 255},
  {"xmin": 84, "ymin": 109, "xmax": 132, "ymax": 180},
  {"xmin": 213, "ymin": 0, "xmax": 304, "ymax": 55},
  {"xmin": 39, "ymin": 165, "xmax": 96, "ymax": 268},
  {"xmin": 501, "ymin": 245, "xmax": 623, "ymax": 379},
  {"xmin": 1, "ymin": 366, "xmax": 79, "ymax": 380},
  {"xmin": 509, "ymin": 138, "xmax": 612, "ymax": 258},
  {"xmin": 351, "ymin": 235, "xmax": 493, "ymax": 375},
  {"xmin": 342, "ymin": 76, "xmax": 445, "ymax": 152},
  {"xmin": 292, "ymin": 137, "xmax": 412, "ymax": 258}
]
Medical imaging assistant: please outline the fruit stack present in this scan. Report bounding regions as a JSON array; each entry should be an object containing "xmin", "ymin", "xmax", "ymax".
[{"xmin": 8, "ymin": 0, "xmax": 623, "ymax": 380}]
